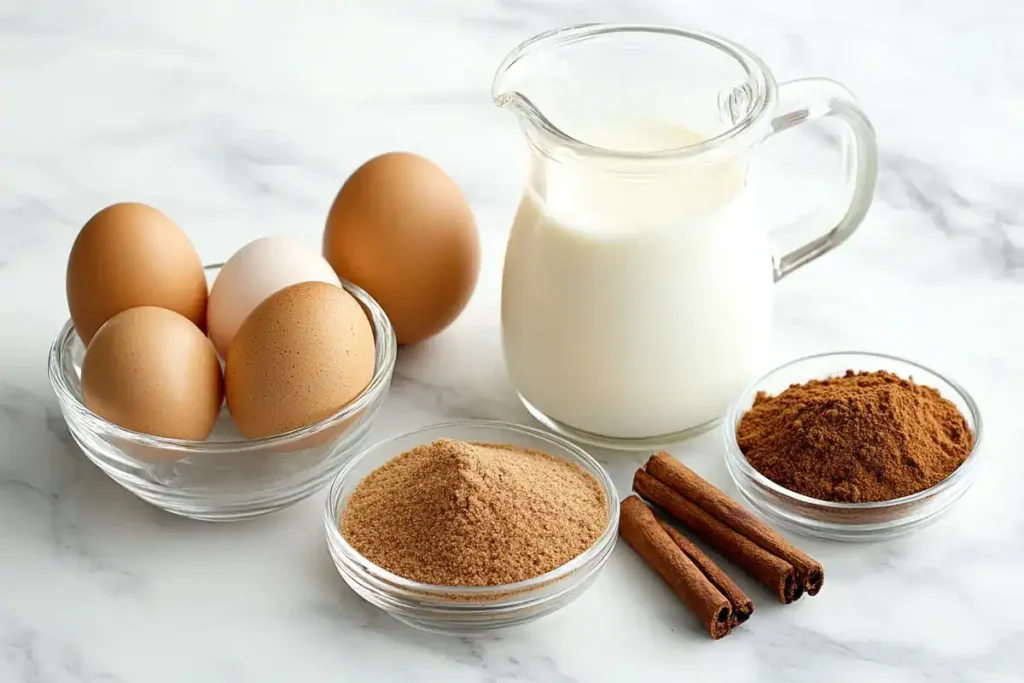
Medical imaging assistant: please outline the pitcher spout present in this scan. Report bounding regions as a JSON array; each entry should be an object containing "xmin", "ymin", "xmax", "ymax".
[
  {"xmin": 491, "ymin": 43, "xmax": 549, "ymax": 130},
  {"xmin": 492, "ymin": 25, "xmax": 607, "ymax": 145},
  {"xmin": 492, "ymin": 24, "xmax": 587, "ymax": 105},
  {"xmin": 493, "ymin": 23, "xmax": 772, "ymax": 161}
]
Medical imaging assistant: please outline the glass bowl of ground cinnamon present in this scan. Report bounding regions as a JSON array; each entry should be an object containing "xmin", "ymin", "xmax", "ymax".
[
  {"xmin": 724, "ymin": 352, "xmax": 982, "ymax": 541},
  {"xmin": 323, "ymin": 420, "xmax": 619, "ymax": 635}
]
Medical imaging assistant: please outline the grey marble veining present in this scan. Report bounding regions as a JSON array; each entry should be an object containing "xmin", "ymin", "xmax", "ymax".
[{"xmin": 2, "ymin": 1, "xmax": 1023, "ymax": 681}]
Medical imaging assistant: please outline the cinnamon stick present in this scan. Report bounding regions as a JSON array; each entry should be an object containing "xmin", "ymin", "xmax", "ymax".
[
  {"xmin": 634, "ymin": 470, "xmax": 801, "ymax": 603},
  {"xmin": 646, "ymin": 452, "xmax": 824, "ymax": 596},
  {"xmin": 657, "ymin": 519, "xmax": 754, "ymax": 627},
  {"xmin": 618, "ymin": 496, "xmax": 732, "ymax": 639}
]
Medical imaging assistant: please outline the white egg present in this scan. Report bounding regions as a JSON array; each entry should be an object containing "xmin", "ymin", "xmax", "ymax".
[{"xmin": 207, "ymin": 236, "xmax": 341, "ymax": 357}]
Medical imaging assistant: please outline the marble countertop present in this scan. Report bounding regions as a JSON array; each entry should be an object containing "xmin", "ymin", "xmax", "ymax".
[{"xmin": 3, "ymin": 1, "xmax": 1023, "ymax": 681}]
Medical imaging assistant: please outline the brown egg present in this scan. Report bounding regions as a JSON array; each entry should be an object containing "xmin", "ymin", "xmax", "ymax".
[
  {"xmin": 225, "ymin": 281, "xmax": 375, "ymax": 439},
  {"xmin": 323, "ymin": 152, "xmax": 479, "ymax": 345},
  {"xmin": 67, "ymin": 202, "xmax": 207, "ymax": 345},
  {"xmin": 81, "ymin": 307, "xmax": 223, "ymax": 440}
]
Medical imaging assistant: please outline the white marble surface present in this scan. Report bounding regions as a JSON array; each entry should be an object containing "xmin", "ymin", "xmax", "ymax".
[{"xmin": 2, "ymin": 1, "xmax": 1023, "ymax": 681}]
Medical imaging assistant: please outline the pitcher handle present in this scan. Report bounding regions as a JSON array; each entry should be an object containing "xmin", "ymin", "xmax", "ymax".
[{"xmin": 766, "ymin": 78, "xmax": 878, "ymax": 281}]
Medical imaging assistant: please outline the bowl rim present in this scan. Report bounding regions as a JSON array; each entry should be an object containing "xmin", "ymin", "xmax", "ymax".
[
  {"xmin": 723, "ymin": 350, "xmax": 984, "ymax": 510},
  {"xmin": 48, "ymin": 263, "xmax": 398, "ymax": 453},
  {"xmin": 324, "ymin": 419, "xmax": 620, "ymax": 600}
]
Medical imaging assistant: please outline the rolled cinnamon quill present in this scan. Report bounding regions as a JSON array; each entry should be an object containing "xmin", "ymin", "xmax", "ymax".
[
  {"xmin": 635, "ymin": 470, "xmax": 801, "ymax": 603},
  {"xmin": 657, "ymin": 520, "xmax": 754, "ymax": 627},
  {"xmin": 619, "ymin": 496, "xmax": 732, "ymax": 639},
  {"xmin": 644, "ymin": 452, "xmax": 824, "ymax": 597}
]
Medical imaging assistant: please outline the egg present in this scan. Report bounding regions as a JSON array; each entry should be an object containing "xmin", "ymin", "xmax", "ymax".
[
  {"xmin": 66, "ymin": 202, "xmax": 207, "ymax": 345},
  {"xmin": 207, "ymin": 236, "xmax": 341, "ymax": 358},
  {"xmin": 81, "ymin": 306, "xmax": 223, "ymax": 440},
  {"xmin": 225, "ymin": 281, "xmax": 375, "ymax": 439},
  {"xmin": 323, "ymin": 152, "xmax": 479, "ymax": 345}
]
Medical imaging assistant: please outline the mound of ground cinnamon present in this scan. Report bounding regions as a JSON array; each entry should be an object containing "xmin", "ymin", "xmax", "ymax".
[
  {"xmin": 736, "ymin": 370, "xmax": 973, "ymax": 503},
  {"xmin": 340, "ymin": 438, "xmax": 608, "ymax": 586}
]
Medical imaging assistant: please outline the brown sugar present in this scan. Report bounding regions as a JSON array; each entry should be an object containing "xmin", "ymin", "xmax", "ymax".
[
  {"xmin": 340, "ymin": 438, "xmax": 609, "ymax": 586},
  {"xmin": 736, "ymin": 370, "xmax": 974, "ymax": 503}
]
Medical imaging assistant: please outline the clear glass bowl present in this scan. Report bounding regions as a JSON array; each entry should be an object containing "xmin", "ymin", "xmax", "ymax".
[
  {"xmin": 324, "ymin": 421, "xmax": 620, "ymax": 635},
  {"xmin": 48, "ymin": 266, "xmax": 397, "ymax": 522},
  {"xmin": 724, "ymin": 351, "xmax": 983, "ymax": 541}
]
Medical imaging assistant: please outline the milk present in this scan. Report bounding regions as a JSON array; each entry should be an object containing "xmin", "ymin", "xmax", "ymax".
[{"xmin": 501, "ymin": 125, "xmax": 774, "ymax": 438}]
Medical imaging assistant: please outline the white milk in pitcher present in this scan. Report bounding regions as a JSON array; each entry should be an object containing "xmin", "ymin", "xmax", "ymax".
[{"xmin": 501, "ymin": 124, "xmax": 774, "ymax": 438}]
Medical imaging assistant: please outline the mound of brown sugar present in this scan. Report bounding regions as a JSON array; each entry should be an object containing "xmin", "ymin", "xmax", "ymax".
[
  {"xmin": 736, "ymin": 370, "xmax": 973, "ymax": 503},
  {"xmin": 340, "ymin": 438, "xmax": 608, "ymax": 586}
]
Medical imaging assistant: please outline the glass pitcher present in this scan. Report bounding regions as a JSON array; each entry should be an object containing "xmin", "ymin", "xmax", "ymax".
[{"xmin": 492, "ymin": 24, "xmax": 877, "ymax": 451}]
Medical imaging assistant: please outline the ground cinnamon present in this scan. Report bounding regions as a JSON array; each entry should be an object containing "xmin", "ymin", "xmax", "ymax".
[
  {"xmin": 340, "ymin": 438, "xmax": 607, "ymax": 586},
  {"xmin": 736, "ymin": 370, "xmax": 974, "ymax": 503}
]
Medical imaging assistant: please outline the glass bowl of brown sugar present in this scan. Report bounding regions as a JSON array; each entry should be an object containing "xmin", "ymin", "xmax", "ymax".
[
  {"xmin": 723, "ymin": 351, "xmax": 983, "ymax": 542},
  {"xmin": 323, "ymin": 420, "xmax": 620, "ymax": 635}
]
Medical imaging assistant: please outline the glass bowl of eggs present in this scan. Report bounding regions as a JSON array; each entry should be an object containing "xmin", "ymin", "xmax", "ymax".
[{"xmin": 49, "ymin": 253, "xmax": 397, "ymax": 522}]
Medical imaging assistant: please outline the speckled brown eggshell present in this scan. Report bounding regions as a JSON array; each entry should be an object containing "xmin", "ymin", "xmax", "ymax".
[
  {"xmin": 81, "ymin": 306, "xmax": 224, "ymax": 440},
  {"xmin": 225, "ymin": 281, "xmax": 376, "ymax": 440},
  {"xmin": 67, "ymin": 202, "xmax": 208, "ymax": 345},
  {"xmin": 323, "ymin": 152, "xmax": 480, "ymax": 345}
]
